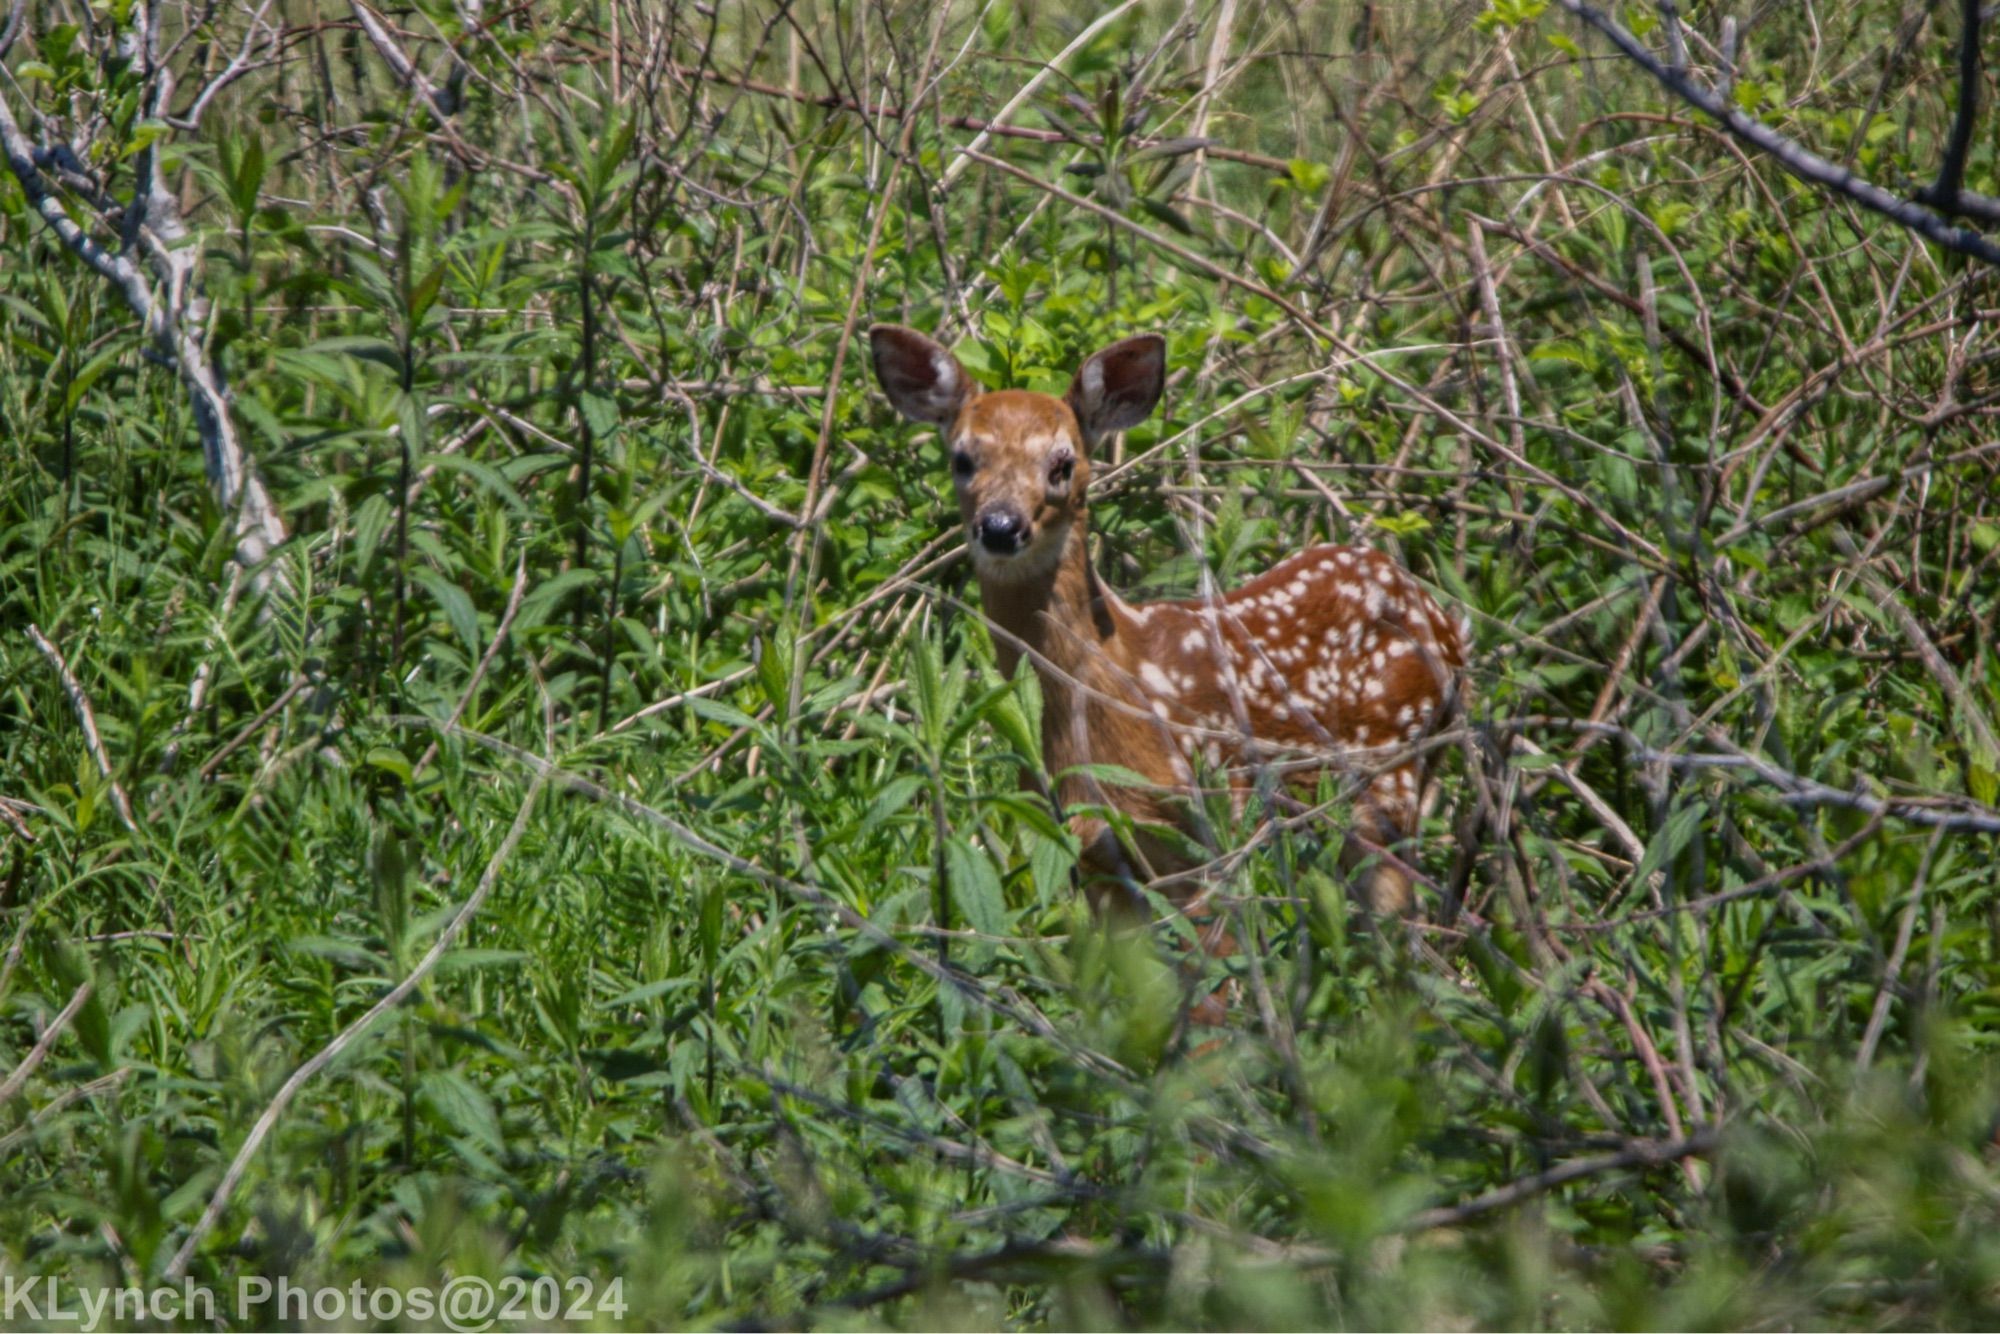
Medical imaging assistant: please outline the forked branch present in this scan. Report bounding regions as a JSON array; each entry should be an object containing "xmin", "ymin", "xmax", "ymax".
[
  {"xmin": 1561, "ymin": 0, "xmax": 2000, "ymax": 266},
  {"xmin": 1914, "ymin": 0, "xmax": 2000, "ymax": 226}
]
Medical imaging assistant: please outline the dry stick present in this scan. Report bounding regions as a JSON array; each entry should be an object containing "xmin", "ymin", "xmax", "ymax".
[
  {"xmin": 26, "ymin": 626, "xmax": 138, "ymax": 836},
  {"xmin": 163, "ymin": 772, "xmax": 548, "ymax": 1279},
  {"xmin": 1393, "ymin": 1125, "xmax": 1719, "ymax": 1234},
  {"xmin": 1514, "ymin": 736, "xmax": 1645, "ymax": 862},
  {"xmin": 160, "ymin": 566, "xmax": 245, "ymax": 776},
  {"xmin": 1587, "ymin": 975, "xmax": 1699, "ymax": 1187},
  {"xmin": 0, "ymin": 795, "xmax": 39, "ymax": 843},
  {"xmin": 1564, "ymin": 575, "xmax": 1665, "ymax": 772},
  {"xmin": 1185, "ymin": 0, "xmax": 1242, "ymax": 203},
  {"xmin": 1516, "ymin": 716, "xmax": 2000, "ymax": 835},
  {"xmin": 0, "ymin": 1069, "xmax": 129, "ymax": 1155},
  {"xmin": 1556, "ymin": 0, "xmax": 2000, "ymax": 267},
  {"xmin": 0, "ymin": 982, "xmax": 94, "ymax": 1106},
  {"xmin": 608, "ymin": 664, "xmax": 760, "ymax": 737},
  {"xmin": 348, "ymin": 0, "xmax": 455, "ymax": 116},
  {"xmin": 197, "ymin": 675, "xmax": 310, "ymax": 781},
  {"xmin": 1857, "ymin": 827, "xmax": 1945, "ymax": 1071},
  {"xmin": 1467, "ymin": 219, "xmax": 1530, "ymax": 521},
  {"xmin": 0, "ymin": 45, "xmax": 291, "ymax": 598}
]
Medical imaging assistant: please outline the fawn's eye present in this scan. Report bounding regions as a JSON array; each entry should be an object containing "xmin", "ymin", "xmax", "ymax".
[
  {"xmin": 951, "ymin": 450, "xmax": 975, "ymax": 478},
  {"xmin": 1048, "ymin": 451, "xmax": 1074, "ymax": 486}
]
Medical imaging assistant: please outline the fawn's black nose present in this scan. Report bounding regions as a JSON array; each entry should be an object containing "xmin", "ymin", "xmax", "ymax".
[{"xmin": 976, "ymin": 509, "xmax": 1029, "ymax": 554}]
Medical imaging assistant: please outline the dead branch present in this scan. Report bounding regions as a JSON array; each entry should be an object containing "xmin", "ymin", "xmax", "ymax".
[{"xmin": 1558, "ymin": 0, "xmax": 2000, "ymax": 266}]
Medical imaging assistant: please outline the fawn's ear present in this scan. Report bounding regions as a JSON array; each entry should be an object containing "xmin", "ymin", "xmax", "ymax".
[
  {"xmin": 869, "ymin": 324, "xmax": 973, "ymax": 428},
  {"xmin": 1066, "ymin": 334, "xmax": 1165, "ymax": 443}
]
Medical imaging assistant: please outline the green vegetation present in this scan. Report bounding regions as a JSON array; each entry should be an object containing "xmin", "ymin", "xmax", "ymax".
[{"xmin": 3, "ymin": 0, "xmax": 1999, "ymax": 1327}]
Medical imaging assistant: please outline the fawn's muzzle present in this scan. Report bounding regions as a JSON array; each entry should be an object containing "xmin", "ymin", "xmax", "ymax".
[{"xmin": 975, "ymin": 509, "xmax": 1029, "ymax": 555}]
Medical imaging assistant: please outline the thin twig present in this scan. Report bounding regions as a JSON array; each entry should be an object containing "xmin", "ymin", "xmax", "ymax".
[
  {"xmin": 26, "ymin": 626, "xmax": 139, "ymax": 836},
  {"xmin": 0, "ymin": 982, "xmax": 94, "ymax": 1107}
]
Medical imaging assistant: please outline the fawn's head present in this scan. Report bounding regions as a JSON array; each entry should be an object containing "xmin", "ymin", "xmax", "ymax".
[{"xmin": 870, "ymin": 325, "xmax": 1165, "ymax": 583}]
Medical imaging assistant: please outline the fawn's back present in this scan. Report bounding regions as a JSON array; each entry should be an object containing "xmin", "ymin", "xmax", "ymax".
[{"xmin": 1110, "ymin": 542, "xmax": 1465, "ymax": 833}]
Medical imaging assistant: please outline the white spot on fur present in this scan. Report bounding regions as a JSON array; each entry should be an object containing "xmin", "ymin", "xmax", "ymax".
[{"xmin": 1140, "ymin": 662, "xmax": 1176, "ymax": 696}]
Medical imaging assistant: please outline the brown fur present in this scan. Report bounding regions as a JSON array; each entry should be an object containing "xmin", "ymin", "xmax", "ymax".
[{"xmin": 870, "ymin": 325, "xmax": 1467, "ymax": 915}]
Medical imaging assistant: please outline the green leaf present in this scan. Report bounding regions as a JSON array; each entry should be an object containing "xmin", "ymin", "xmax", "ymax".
[
  {"xmin": 1287, "ymin": 158, "xmax": 1330, "ymax": 193},
  {"xmin": 1632, "ymin": 799, "xmax": 1707, "ymax": 891},
  {"xmin": 944, "ymin": 835, "xmax": 1008, "ymax": 937},
  {"xmin": 420, "ymin": 1070, "xmax": 504, "ymax": 1152},
  {"xmin": 413, "ymin": 568, "xmax": 479, "ymax": 654},
  {"xmin": 580, "ymin": 389, "xmax": 619, "ymax": 440},
  {"xmin": 858, "ymin": 774, "xmax": 926, "ymax": 837},
  {"xmin": 686, "ymin": 695, "xmax": 763, "ymax": 732},
  {"xmin": 1136, "ymin": 196, "xmax": 1196, "ymax": 235}
]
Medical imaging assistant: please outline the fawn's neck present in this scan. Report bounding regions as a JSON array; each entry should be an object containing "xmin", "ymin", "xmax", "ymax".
[
  {"xmin": 978, "ymin": 515, "xmax": 1112, "ymax": 673},
  {"xmin": 975, "ymin": 514, "xmax": 1131, "ymax": 767}
]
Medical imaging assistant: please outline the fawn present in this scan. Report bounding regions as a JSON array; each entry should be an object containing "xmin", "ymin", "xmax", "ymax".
[{"xmin": 869, "ymin": 325, "xmax": 1467, "ymax": 916}]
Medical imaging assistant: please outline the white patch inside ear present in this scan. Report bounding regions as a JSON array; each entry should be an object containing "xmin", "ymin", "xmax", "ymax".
[
  {"xmin": 1081, "ymin": 358, "xmax": 1105, "ymax": 408},
  {"xmin": 909, "ymin": 352, "xmax": 962, "ymax": 423}
]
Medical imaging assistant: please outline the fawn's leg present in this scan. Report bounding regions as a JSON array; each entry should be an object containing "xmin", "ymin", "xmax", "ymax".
[
  {"xmin": 1073, "ymin": 813, "xmax": 1237, "ymax": 1026},
  {"xmin": 1351, "ymin": 762, "xmax": 1423, "ymax": 916}
]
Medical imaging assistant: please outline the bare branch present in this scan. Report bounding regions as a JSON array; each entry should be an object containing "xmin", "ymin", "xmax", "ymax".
[
  {"xmin": 1398, "ymin": 1127, "xmax": 1720, "ymax": 1232},
  {"xmin": 1558, "ymin": 0, "xmax": 2000, "ymax": 266},
  {"xmin": 0, "ymin": 983, "xmax": 94, "ymax": 1107},
  {"xmin": 348, "ymin": 0, "xmax": 458, "ymax": 118},
  {"xmin": 0, "ymin": 69, "xmax": 290, "ymax": 594},
  {"xmin": 1914, "ymin": 0, "xmax": 2000, "ymax": 227},
  {"xmin": 0, "ymin": 0, "xmax": 23, "ymax": 61}
]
